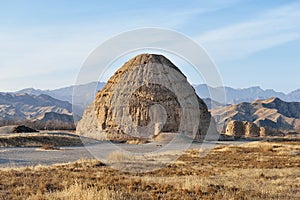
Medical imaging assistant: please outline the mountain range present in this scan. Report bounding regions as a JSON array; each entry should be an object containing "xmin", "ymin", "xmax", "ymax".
[
  {"xmin": 15, "ymin": 82, "xmax": 300, "ymax": 110},
  {"xmin": 1, "ymin": 82, "xmax": 299, "ymax": 134},
  {"xmin": 194, "ymin": 84, "xmax": 300, "ymax": 105},
  {"xmin": 16, "ymin": 82, "xmax": 105, "ymax": 116},
  {"xmin": 0, "ymin": 92, "xmax": 73, "ymax": 122},
  {"xmin": 211, "ymin": 97, "xmax": 300, "ymax": 133}
]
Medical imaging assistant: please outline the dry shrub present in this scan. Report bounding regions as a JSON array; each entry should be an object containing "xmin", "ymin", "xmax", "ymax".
[
  {"xmin": 0, "ymin": 133, "xmax": 83, "ymax": 147},
  {"xmin": 41, "ymin": 144, "xmax": 59, "ymax": 150},
  {"xmin": 28, "ymin": 181, "xmax": 124, "ymax": 200},
  {"xmin": 107, "ymin": 150, "xmax": 132, "ymax": 163},
  {"xmin": 260, "ymin": 144, "xmax": 274, "ymax": 152},
  {"xmin": 126, "ymin": 139, "xmax": 148, "ymax": 144}
]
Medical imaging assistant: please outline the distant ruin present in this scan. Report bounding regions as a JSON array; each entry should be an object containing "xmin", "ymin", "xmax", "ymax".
[{"xmin": 225, "ymin": 120, "xmax": 284, "ymax": 138}]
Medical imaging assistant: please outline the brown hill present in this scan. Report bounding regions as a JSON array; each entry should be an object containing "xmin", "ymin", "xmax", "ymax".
[
  {"xmin": 40, "ymin": 112, "xmax": 74, "ymax": 123},
  {"xmin": 211, "ymin": 97, "xmax": 300, "ymax": 133},
  {"xmin": 0, "ymin": 93, "xmax": 72, "ymax": 121}
]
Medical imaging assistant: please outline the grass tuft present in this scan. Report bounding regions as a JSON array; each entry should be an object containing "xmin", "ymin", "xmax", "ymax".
[{"xmin": 0, "ymin": 142, "xmax": 299, "ymax": 199}]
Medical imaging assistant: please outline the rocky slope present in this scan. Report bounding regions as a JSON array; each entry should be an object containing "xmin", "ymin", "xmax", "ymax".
[
  {"xmin": 211, "ymin": 97, "xmax": 300, "ymax": 133},
  {"xmin": 0, "ymin": 93, "xmax": 73, "ymax": 121},
  {"xmin": 39, "ymin": 112, "xmax": 74, "ymax": 123},
  {"xmin": 203, "ymin": 98, "xmax": 227, "ymax": 110},
  {"xmin": 15, "ymin": 82, "xmax": 105, "ymax": 116}
]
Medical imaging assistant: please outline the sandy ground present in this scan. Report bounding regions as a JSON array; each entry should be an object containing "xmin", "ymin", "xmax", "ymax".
[{"xmin": 0, "ymin": 140, "xmax": 249, "ymax": 168}]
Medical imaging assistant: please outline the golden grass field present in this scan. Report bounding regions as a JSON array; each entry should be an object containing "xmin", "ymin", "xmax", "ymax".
[{"xmin": 0, "ymin": 141, "xmax": 299, "ymax": 200}]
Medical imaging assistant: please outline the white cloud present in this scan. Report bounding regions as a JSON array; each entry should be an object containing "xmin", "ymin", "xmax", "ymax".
[{"xmin": 197, "ymin": 2, "xmax": 300, "ymax": 61}]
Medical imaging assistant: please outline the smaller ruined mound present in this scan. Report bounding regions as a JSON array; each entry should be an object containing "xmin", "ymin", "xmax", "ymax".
[
  {"xmin": 244, "ymin": 121, "xmax": 260, "ymax": 137},
  {"xmin": 13, "ymin": 125, "xmax": 38, "ymax": 133},
  {"xmin": 225, "ymin": 120, "xmax": 284, "ymax": 139},
  {"xmin": 225, "ymin": 120, "xmax": 245, "ymax": 138},
  {"xmin": 259, "ymin": 126, "xmax": 284, "ymax": 137},
  {"xmin": 0, "ymin": 125, "xmax": 38, "ymax": 134},
  {"xmin": 225, "ymin": 120, "xmax": 261, "ymax": 138}
]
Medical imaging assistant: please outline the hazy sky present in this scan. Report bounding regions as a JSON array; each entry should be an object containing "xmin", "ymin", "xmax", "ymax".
[{"xmin": 1, "ymin": 0, "xmax": 299, "ymax": 93}]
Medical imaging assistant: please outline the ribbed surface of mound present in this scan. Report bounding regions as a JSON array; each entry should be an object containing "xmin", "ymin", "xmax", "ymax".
[{"xmin": 77, "ymin": 54, "xmax": 216, "ymax": 140}]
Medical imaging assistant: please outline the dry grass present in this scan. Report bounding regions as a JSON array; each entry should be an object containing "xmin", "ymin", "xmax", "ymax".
[
  {"xmin": 0, "ymin": 142, "xmax": 299, "ymax": 199},
  {"xmin": 0, "ymin": 132, "xmax": 85, "ymax": 147},
  {"xmin": 28, "ymin": 181, "xmax": 124, "ymax": 200},
  {"xmin": 40, "ymin": 144, "xmax": 60, "ymax": 151},
  {"xmin": 106, "ymin": 150, "xmax": 133, "ymax": 163}
]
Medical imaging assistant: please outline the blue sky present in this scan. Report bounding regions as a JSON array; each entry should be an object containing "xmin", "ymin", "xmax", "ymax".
[{"xmin": 1, "ymin": 0, "xmax": 299, "ymax": 93}]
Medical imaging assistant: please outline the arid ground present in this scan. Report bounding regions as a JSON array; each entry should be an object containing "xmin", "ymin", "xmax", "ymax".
[{"xmin": 0, "ymin": 141, "xmax": 299, "ymax": 200}]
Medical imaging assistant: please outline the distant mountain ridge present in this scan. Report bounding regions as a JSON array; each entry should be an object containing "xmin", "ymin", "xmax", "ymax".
[
  {"xmin": 211, "ymin": 97, "xmax": 300, "ymax": 133},
  {"xmin": 0, "ymin": 93, "xmax": 73, "ymax": 121},
  {"xmin": 15, "ymin": 82, "xmax": 300, "ymax": 109},
  {"xmin": 16, "ymin": 82, "xmax": 105, "ymax": 116},
  {"xmin": 202, "ymin": 98, "xmax": 228, "ymax": 109},
  {"xmin": 40, "ymin": 112, "xmax": 74, "ymax": 123},
  {"xmin": 2, "ymin": 83, "xmax": 300, "ymax": 133},
  {"xmin": 194, "ymin": 84, "xmax": 299, "ymax": 104}
]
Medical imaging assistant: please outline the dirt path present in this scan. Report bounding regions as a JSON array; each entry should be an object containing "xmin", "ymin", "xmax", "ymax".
[{"xmin": 0, "ymin": 141, "xmax": 249, "ymax": 168}]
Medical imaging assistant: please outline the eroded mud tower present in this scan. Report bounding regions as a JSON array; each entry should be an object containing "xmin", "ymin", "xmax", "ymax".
[{"xmin": 77, "ymin": 54, "xmax": 217, "ymax": 140}]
